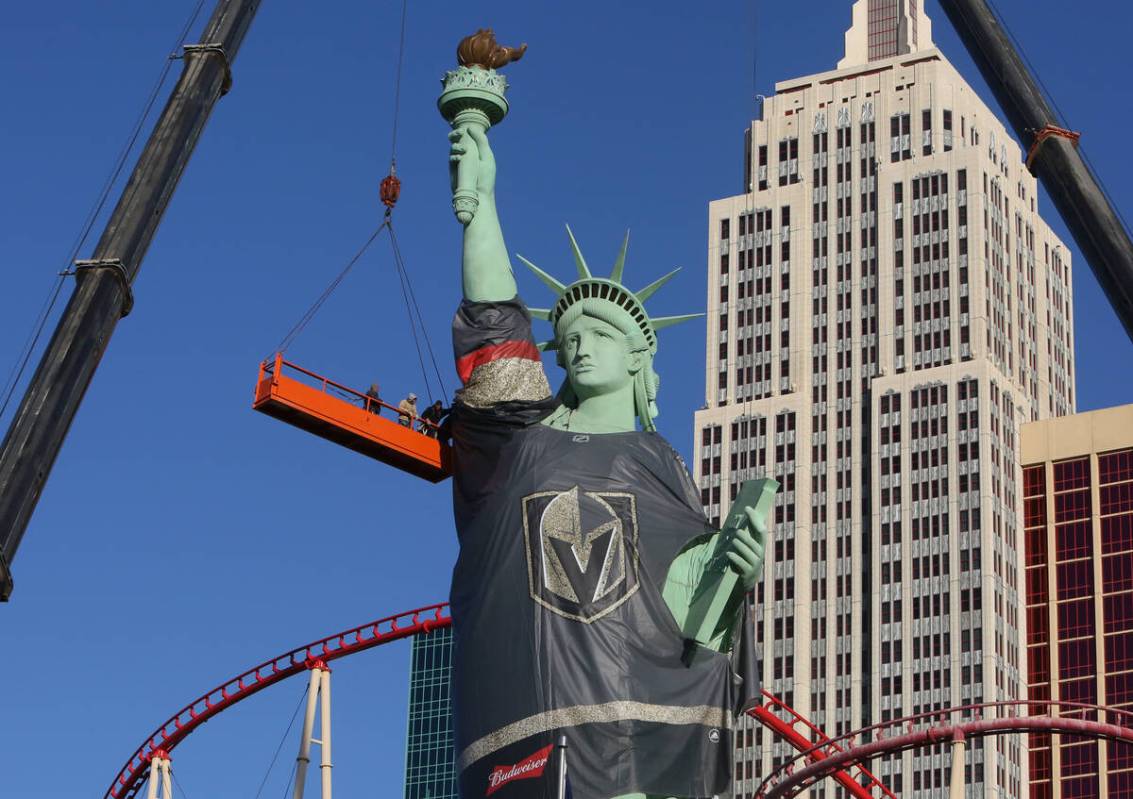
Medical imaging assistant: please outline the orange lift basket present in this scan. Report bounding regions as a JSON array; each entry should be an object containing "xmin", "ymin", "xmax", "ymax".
[{"xmin": 253, "ymin": 354, "xmax": 451, "ymax": 483}]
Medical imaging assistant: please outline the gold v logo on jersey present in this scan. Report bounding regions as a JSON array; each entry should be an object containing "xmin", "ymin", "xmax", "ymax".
[{"xmin": 522, "ymin": 487, "xmax": 639, "ymax": 623}]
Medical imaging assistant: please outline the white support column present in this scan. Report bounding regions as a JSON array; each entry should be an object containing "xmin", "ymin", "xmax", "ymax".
[
  {"xmin": 319, "ymin": 668, "xmax": 333, "ymax": 799},
  {"xmin": 146, "ymin": 751, "xmax": 173, "ymax": 799},
  {"xmin": 292, "ymin": 660, "xmax": 333, "ymax": 799},
  {"xmin": 949, "ymin": 731, "xmax": 967, "ymax": 799}
]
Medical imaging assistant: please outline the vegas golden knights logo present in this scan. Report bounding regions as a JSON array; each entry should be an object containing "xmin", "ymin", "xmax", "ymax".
[{"xmin": 522, "ymin": 487, "xmax": 639, "ymax": 623}]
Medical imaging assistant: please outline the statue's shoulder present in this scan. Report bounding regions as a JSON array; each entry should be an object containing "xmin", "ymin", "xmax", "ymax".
[
  {"xmin": 636, "ymin": 431, "xmax": 702, "ymax": 507},
  {"xmin": 637, "ymin": 429, "xmax": 681, "ymax": 461},
  {"xmin": 453, "ymin": 295, "xmax": 551, "ymax": 409}
]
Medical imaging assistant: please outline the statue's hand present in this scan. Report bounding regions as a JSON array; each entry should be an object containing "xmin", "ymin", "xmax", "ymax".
[
  {"xmin": 724, "ymin": 507, "xmax": 767, "ymax": 591},
  {"xmin": 448, "ymin": 125, "xmax": 497, "ymax": 197}
]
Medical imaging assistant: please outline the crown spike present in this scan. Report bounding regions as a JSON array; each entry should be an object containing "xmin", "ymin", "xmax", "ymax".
[
  {"xmin": 635, "ymin": 267, "xmax": 681, "ymax": 302},
  {"xmin": 536, "ymin": 340, "xmax": 558, "ymax": 352},
  {"xmin": 528, "ymin": 307, "xmax": 552, "ymax": 320},
  {"xmin": 651, "ymin": 312, "xmax": 704, "ymax": 330},
  {"xmin": 516, "ymin": 254, "xmax": 566, "ymax": 293},
  {"xmin": 564, "ymin": 224, "xmax": 592, "ymax": 279},
  {"xmin": 610, "ymin": 230, "xmax": 630, "ymax": 283}
]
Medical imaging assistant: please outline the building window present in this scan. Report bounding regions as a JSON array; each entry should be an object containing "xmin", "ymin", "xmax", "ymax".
[
  {"xmin": 890, "ymin": 113, "xmax": 911, "ymax": 162},
  {"xmin": 778, "ymin": 137, "xmax": 799, "ymax": 186},
  {"xmin": 404, "ymin": 626, "xmax": 457, "ymax": 799},
  {"xmin": 868, "ymin": 0, "xmax": 900, "ymax": 60}
]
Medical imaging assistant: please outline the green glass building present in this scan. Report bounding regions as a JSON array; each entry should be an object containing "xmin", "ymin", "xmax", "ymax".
[{"xmin": 404, "ymin": 626, "xmax": 457, "ymax": 799}]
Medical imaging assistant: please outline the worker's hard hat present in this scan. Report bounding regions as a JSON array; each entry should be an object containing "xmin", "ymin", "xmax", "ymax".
[{"xmin": 408, "ymin": 392, "xmax": 417, "ymax": 400}]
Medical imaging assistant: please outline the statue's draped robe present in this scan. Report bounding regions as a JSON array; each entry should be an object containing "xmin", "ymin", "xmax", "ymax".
[{"xmin": 449, "ymin": 297, "xmax": 740, "ymax": 799}]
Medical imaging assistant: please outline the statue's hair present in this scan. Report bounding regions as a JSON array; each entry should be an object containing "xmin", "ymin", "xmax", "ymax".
[{"xmin": 553, "ymin": 299, "xmax": 660, "ymax": 431}]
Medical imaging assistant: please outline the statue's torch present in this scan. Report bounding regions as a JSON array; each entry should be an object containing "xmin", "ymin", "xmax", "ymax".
[{"xmin": 438, "ymin": 30, "xmax": 526, "ymax": 225}]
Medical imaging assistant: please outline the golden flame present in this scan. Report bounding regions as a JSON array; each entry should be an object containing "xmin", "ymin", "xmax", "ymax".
[{"xmin": 457, "ymin": 28, "xmax": 527, "ymax": 70}]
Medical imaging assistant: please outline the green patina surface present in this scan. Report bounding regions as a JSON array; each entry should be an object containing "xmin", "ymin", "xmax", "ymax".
[{"xmin": 442, "ymin": 62, "xmax": 772, "ymax": 799}]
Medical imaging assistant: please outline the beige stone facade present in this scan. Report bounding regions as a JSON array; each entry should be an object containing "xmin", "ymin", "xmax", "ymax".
[{"xmin": 693, "ymin": 2, "xmax": 1074, "ymax": 797}]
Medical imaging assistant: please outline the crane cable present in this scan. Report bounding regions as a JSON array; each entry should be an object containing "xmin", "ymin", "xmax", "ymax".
[
  {"xmin": 269, "ymin": 216, "xmax": 446, "ymax": 406},
  {"xmin": 388, "ymin": 0, "xmax": 408, "ymax": 169},
  {"xmin": 385, "ymin": 219, "xmax": 437, "ymax": 405},
  {"xmin": 388, "ymin": 220, "xmax": 448, "ymax": 400},
  {"xmin": 378, "ymin": 0, "xmax": 444, "ymax": 403},
  {"xmin": 0, "ymin": 0, "xmax": 208, "ymax": 425},
  {"xmin": 272, "ymin": 222, "xmax": 389, "ymax": 356},
  {"xmin": 274, "ymin": 0, "xmax": 447, "ymax": 404},
  {"xmin": 251, "ymin": 684, "xmax": 310, "ymax": 799},
  {"xmin": 378, "ymin": 0, "xmax": 447, "ymax": 403},
  {"xmin": 170, "ymin": 767, "xmax": 193, "ymax": 799},
  {"xmin": 281, "ymin": 763, "xmax": 298, "ymax": 799}
]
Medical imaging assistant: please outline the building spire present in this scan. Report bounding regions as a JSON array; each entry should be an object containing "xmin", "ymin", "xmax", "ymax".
[{"xmin": 838, "ymin": 0, "xmax": 934, "ymax": 69}]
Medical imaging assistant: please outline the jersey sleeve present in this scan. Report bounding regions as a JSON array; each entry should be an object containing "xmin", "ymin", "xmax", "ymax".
[{"xmin": 452, "ymin": 296, "xmax": 552, "ymax": 409}]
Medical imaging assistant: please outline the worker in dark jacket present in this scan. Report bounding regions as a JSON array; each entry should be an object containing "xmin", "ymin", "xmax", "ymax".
[
  {"xmin": 419, "ymin": 400, "xmax": 448, "ymax": 437},
  {"xmin": 365, "ymin": 383, "xmax": 382, "ymax": 414}
]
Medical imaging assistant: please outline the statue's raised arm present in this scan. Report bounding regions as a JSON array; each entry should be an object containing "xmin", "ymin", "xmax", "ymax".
[
  {"xmin": 449, "ymin": 125, "xmax": 514, "ymax": 301},
  {"xmin": 438, "ymin": 29, "xmax": 527, "ymax": 302},
  {"xmin": 439, "ymin": 31, "xmax": 554, "ymax": 411}
]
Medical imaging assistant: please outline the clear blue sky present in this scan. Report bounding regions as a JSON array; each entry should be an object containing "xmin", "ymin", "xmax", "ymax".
[{"xmin": 1, "ymin": 2, "xmax": 1130, "ymax": 798}]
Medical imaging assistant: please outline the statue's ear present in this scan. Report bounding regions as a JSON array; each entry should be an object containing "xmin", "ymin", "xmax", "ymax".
[{"xmin": 627, "ymin": 349, "xmax": 645, "ymax": 375}]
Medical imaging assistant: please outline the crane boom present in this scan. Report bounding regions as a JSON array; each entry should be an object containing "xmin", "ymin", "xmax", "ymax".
[
  {"xmin": 0, "ymin": 0, "xmax": 262, "ymax": 600},
  {"xmin": 937, "ymin": 0, "xmax": 1133, "ymax": 343}
]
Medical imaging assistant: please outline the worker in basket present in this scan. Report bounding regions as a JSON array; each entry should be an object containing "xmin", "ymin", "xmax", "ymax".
[
  {"xmin": 419, "ymin": 400, "xmax": 448, "ymax": 438},
  {"xmin": 365, "ymin": 383, "xmax": 382, "ymax": 415},
  {"xmin": 398, "ymin": 392, "xmax": 418, "ymax": 427}
]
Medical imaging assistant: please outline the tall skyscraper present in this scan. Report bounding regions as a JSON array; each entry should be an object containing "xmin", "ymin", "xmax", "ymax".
[
  {"xmin": 694, "ymin": 2, "xmax": 1074, "ymax": 796},
  {"xmin": 1021, "ymin": 405, "xmax": 1133, "ymax": 799},
  {"xmin": 404, "ymin": 626, "xmax": 457, "ymax": 799}
]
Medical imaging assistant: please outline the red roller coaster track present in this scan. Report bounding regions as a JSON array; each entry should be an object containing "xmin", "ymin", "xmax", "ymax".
[
  {"xmin": 756, "ymin": 700, "xmax": 1133, "ymax": 798},
  {"xmin": 106, "ymin": 602, "xmax": 893, "ymax": 799},
  {"xmin": 105, "ymin": 603, "xmax": 451, "ymax": 799}
]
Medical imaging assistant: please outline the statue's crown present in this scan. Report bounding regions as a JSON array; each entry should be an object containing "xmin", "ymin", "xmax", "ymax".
[{"xmin": 518, "ymin": 226, "xmax": 702, "ymax": 352}]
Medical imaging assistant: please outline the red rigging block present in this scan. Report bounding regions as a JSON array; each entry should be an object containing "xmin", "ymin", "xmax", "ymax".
[{"xmin": 253, "ymin": 355, "xmax": 451, "ymax": 483}]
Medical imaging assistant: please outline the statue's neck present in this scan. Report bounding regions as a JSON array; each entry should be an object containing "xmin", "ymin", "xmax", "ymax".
[{"xmin": 545, "ymin": 382, "xmax": 637, "ymax": 434}]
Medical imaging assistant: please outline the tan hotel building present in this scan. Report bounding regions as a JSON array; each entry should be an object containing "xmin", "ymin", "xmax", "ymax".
[
  {"xmin": 1022, "ymin": 405, "xmax": 1133, "ymax": 799},
  {"xmin": 693, "ymin": 1, "xmax": 1075, "ymax": 796}
]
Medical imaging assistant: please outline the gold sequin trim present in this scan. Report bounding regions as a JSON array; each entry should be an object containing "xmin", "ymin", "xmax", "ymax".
[
  {"xmin": 457, "ymin": 701, "xmax": 731, "ymax": 771},
  {"xmin": 456, "ymin": 357, "xmax": 551, "ymax": 408}
]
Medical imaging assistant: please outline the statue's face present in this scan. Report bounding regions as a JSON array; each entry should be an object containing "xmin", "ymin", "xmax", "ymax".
[{"xmin": 560, "ymin": 315, "xmax": 639, "ymax": 398}]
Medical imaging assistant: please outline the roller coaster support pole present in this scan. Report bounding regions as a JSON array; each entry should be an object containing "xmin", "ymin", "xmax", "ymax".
[
  {"xmin": 949, "ymin": 730, "xmax": 966, "ymax": 799},
  {"xmin": 293, "ymin": 661, "xmax": 333, "ymax": 799},
  {"xmin": 937, "ymin": 0, "xmax": 1133, "ymax": 342},
  {"xmin": 145, "ymin": 751, "xmax": 172, "ymax": 799},
  {"xmin": 320, "ymin": 666, "xmax": 333, "ymax": 799},
  {"xmin": 0, "ymin": 0, "xmax": 262, "ymax": 602}
]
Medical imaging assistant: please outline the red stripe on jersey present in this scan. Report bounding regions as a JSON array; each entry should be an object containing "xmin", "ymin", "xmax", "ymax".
[{"xmin": 457, "ymin": 340, "xmax": 541, "ymax": 384}]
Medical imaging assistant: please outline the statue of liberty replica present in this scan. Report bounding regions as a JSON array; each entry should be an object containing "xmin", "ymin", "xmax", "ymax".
[{"xmin": 439, "ymin": 31, "xmax": 775, "ymax": 799}]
